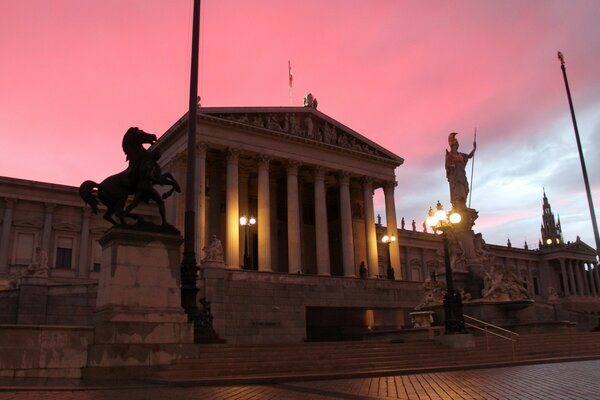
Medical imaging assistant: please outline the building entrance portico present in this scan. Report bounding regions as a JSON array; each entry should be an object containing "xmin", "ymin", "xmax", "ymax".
[{"xmin": 156, "ymin": 106, "xmax": 404, "ymax": 278}]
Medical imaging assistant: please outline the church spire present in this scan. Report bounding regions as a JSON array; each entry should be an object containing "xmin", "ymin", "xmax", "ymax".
[{"xmin": 540, "ymin": 189, "xmax": 562, "ymax": 247}]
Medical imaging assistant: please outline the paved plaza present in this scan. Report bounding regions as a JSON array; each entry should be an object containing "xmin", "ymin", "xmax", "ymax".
[{"xmin": 1, "ymin": 360, "xmax": 600, "ymax": 400}]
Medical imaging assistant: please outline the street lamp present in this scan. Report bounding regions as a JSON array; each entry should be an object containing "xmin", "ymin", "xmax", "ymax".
[
  {"xmin": 426, "ymin": 201, "xmax": 466, "ymax": 334},
  {"xmin": 382, "ymin": 234, "xmax": 397, "ymax": 279},
  {"xmin": 240, "ymin": 216, "xmax": 256, "ymax": 269}
]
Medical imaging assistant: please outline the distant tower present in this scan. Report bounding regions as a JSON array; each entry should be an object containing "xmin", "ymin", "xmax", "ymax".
[{"xmin": 540, "ymin": 190, "xmax": 563, "ymax": 247}]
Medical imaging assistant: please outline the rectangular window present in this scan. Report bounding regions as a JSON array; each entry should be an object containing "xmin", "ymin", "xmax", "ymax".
[
  {"xmin": 14, "ymin": 232, "xmax": 36, "ymax": 265},
  {"xmin": 55, "ymin": 236, "xmax": 74, "ymax": 269}
]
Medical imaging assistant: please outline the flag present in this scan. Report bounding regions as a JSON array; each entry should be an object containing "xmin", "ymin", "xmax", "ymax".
[{"xmin": 288, "ymin": 60, "xmax": 293, "ymax": 88}]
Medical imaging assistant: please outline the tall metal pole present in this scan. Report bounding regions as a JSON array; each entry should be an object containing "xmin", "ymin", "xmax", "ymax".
[
  {"xmin": 558, "ymin": 52, "xmax": 600, "ymax": 257},
  {"xmin": 441, "ymin": 229, "xmax": 465, "ymax": 334},
  {"xmin": 181, "ymin": 0, "xmax": 201, "ymax": 322}
]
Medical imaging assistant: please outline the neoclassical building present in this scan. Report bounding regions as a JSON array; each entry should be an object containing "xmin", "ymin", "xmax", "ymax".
[
  {"xmin": 155, "ymin": 106, "xmax": 404, "ymax": 279},
  {"xmin": 0, "ymin": 105, "xmax": 599, "ymax": 342}
]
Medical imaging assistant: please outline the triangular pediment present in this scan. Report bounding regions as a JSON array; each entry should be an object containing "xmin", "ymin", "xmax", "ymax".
[
  {"xmin": 199, "ymin": 107, "xmax": 403, "ymax": 165},
  {"xmin": 565, "ymin": 239, "xmax": 597, "ymax": 255}
]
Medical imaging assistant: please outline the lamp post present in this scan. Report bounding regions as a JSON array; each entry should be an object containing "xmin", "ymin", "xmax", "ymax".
[
  {"xmin": 382, "ymin": 234, "xmax": 396, "ymax": 279},
  {"xmin": 426, "ymin": 201, "xmax": 466, "ymax": 334},
  {"xmin": 240, "ymin": 216, "xmax": 256, "ymax": 269}
]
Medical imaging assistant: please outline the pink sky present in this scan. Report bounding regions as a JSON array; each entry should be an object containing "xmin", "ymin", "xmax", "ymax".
[{"xmin": 2, "ymin": 0, "xmax": 600, "ymax": 248}]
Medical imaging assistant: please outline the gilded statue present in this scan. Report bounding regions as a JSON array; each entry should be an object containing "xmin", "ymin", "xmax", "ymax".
[{"xmin": 445, "ymin": 132, "xmax": 476, "ymax": 210}]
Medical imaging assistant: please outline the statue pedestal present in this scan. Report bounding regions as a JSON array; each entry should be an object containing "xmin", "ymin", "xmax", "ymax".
[
  {"xmin": 16, "ymin": 277, "xmax": 49, "ymax": 324},
  {"xmin": 84, "ymin": 227, "xmax": 195, "ymax": 377}
]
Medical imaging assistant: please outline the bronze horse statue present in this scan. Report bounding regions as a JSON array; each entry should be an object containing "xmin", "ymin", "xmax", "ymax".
[{"xmin": 79, "ymin": 127, "xmax": 180, "ymax": 226}]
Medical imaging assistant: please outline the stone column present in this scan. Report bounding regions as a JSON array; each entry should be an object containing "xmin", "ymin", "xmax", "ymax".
[
  {"xmin": 41, "ymin": 203, "xmax": 55, "ymax": 254},
  {"xmin": 362, "ymin": 177, "xmax": 378, "ymax": 278},
  {"xmin": 567, "ymin": 259, "xmax": 578, "ymax": 295},
  {"xmin": 196, "ymin": 143, "xmax": 207, "ymax": 253},
  {"xmin": 226, "ymin": 148, "xmax": 240, "ymax": 269},
  {"xmin": 339, "ymin": 172, "xmax": 355, "ymax": 277},
  {"xmin": 257, "ymin": 155, "xmax": 272, "ymax": 272},
  {"xmin": 313, "ymin": 166, "xmax": 330, "ymax": 276},
  {"xmin": 589, "ymin": 263, "xmax": 598, "ymax": 296},
  {"xmin": 0, "ymin": 198, "xmax": 16, "ymax": 273},
  {"xmin": 384, "ymin": 181, "xmax": 401, "ymax": 279},
  {"xmin": 286, "ymin": 161, "xmax": 302, "ymax": 274},
  {"xmin": 560, "ymin": 259, "xmax": 570, "ymax": 296},
  {"xmin": 592, "ymin": 263, "xmax": 600, "ymax": 295},
  {"xmin": 581, "ymin": 261, "xmax": 591, "ymax": 296},
  {"xmin": 208, "ymin": 160, "xmax": 222, "ymax": 242},
  {"xmin": 78, "ymin": 207, "xmax": 91, "ymax": 278},
  {"xmin": 574, "ymin": 260, "xmax": 585, "ymax": 296}
]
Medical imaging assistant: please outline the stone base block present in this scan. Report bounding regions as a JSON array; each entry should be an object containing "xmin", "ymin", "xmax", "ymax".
[
  {"xmin": 85, "ymin": 343, "xmax": 201, "ymax": 369},
  {"xmin": 434, "ymin": 333, "xmax": 475, "ymax": 348},
  {"xmin": 94, "ymin": 320, "xmax": 193, "ymax": 344}
]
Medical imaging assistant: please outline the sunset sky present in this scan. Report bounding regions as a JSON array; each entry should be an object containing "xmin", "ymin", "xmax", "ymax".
[{"xmin": 2, "ymin": 0, "xmax": 600, "ymax": 249}]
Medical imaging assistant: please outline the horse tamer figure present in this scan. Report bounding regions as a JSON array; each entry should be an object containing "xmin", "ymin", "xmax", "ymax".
[{"xmin": 79, "ymin": 127, "xmax": 180, "ymax": 226}]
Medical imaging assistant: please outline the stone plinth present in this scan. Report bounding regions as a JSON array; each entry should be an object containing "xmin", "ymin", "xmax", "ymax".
[
  {"xmin": 409, "ymin": 311, "xmax": 434, "ymax": 328},
  {"xmin": 16, "ymin": 277, "xmax": 49, "ymax": 325},
  {"xmin": 85, "ymin": 227, "xmax": 193, "ymax": 376}
]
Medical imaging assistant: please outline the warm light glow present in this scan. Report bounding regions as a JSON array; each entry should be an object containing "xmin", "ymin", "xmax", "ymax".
[
  {"xmin": 546, "ymin": 238, "xmax": 552, "ymax": 245},
  {"xmin": 240, "ymin": 215, "xmax": 256, "ymax": 226},
  {"xmin": 382, "ymin": 235, "xmax": 390, "ymax": 243},
  {"xmin": 435, "ymin": 209, "xmax": 447, "ymax": 221},
  {"xmin": 426, "ymin": 215, "xmax": 437, "ymax": 227},
  {"xmin": 390, "ymin": 235, "xmax": 397, "ymax": 242},
  {"xmin": 449, "ymin": 212, "xmax": 462, "ymax": 224},
  {"xmin": 556, "ymin": 238, "xmax": 560, "ymax": 244}
]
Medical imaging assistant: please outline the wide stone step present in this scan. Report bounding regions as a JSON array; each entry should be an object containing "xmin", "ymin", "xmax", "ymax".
[{"xmin": 150, "ymin": 332, "xmax": 600, "ymax": 384}]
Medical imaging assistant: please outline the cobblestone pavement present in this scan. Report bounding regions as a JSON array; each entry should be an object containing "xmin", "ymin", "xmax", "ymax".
[{"xmin": 1, "ymin": 360, "xmax": 600, "ymax": 400}]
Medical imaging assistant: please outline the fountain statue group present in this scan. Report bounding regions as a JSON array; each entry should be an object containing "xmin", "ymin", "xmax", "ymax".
[{"xmin": 418, "ymin": 132, "xmax": 530, "ymax": 307}]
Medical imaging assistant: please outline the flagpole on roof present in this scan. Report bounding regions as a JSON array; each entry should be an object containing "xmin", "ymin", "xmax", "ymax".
[{"xmin": 288, "ymin": 60, "xmax": 293, "ymax": 105}]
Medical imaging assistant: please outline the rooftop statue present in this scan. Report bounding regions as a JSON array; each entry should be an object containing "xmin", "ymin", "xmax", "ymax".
[
  {"xmin": 445, "ymin": 132, "xmax": 476, "ymax": 210},
  {"xmin": 79, "ymin": 127, "xmax": 180, "ymax": 227}
]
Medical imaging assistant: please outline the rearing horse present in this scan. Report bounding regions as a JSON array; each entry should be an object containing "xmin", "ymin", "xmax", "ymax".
[{"xmin": 79, "ymin": 127, "xmax": 180, "ymax": 226}]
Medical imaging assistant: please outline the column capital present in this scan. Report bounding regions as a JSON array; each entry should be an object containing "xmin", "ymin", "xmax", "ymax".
[
  {"xmin": 313, "ymin": 166, "xmax": 327, "ymax": 181},
  {"xmin": 82, "ymin": 206, "xmax": 92, "ymax": 218},
  {"xmin": 196, "ymin": 142, "xmax": 208, "ymax": 156},
  {"xmin": 3, "ymin": 198, "xmax": 17, "ymax": 209},
  {"xmin": 338, "ymin": 171, "xmax": 351, "ymax": 186},
  {"xmin": 257, "ymin": 154, "xmax": 272, "ymax": 168},
  {"xmin": 383, "ymin": 180, "xmax": 397, "ymax": 193},
  {"xmin": 286, "ymin": 160, "xmax": 301, "ymax": 175},
  {"xmin": 361, "ymin": 176, "xmax": 374, "ymax": 191},
  {"xmin": 44, "ymin": 202, "xmax": 56, "ymax": 213},
  {"xmin": 227, "ymin": 147, "xmax": 240, "ymax": 163}
]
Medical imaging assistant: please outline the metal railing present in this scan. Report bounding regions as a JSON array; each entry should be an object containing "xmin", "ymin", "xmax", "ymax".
[{"xmin": 463, "ymin": 314, "xmax": 519, "ymax": 360}]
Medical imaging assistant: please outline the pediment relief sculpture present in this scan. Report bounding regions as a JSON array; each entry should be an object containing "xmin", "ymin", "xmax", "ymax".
[{"xmin": 213, "ymin": 112, "xmax": 386, "ymax": 157}]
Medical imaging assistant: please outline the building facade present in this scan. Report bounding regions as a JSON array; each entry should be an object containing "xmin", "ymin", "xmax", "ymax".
[{"xmin": 0, "ymin": 106, "xmax": 599, "ymax": 342}]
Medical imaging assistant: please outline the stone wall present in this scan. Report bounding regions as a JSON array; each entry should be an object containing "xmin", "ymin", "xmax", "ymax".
[
  {"xmin": 0, "ymin": 324, "xmax": 94, "ymax": 378},
  {"xmin": 0, "ymin": 290, "xmax": 18, "ymax": 324},
  {"xmin": 0, "ymin": 283, "xmax": 96, "ymax": 326},
  {"xmin": 201, "ymin": 267, "xmax": 423, "ymax": 344},
  {"xmin": 46, "ymin": 284, "xmax": 97, "ymax": 326}
]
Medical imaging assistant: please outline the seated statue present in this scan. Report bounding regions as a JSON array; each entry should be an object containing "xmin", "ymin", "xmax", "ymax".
[
  {"xmin": 201, "ymin": 235, "xmax": 224, "ymax": 264},
  {"xmin": 26, "ymin": 247, "xmax": 48, "ymax": 278}
]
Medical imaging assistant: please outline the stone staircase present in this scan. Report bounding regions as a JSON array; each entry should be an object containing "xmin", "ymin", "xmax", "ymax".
[{"xmin": 149, "ymin": 332, "xmax": 600, "ymax": 385}]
